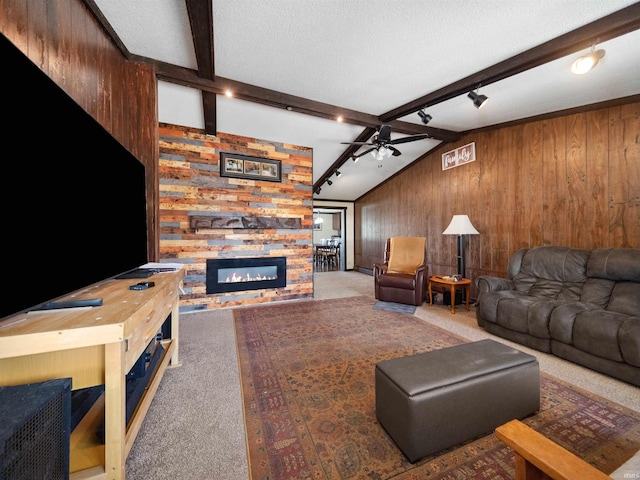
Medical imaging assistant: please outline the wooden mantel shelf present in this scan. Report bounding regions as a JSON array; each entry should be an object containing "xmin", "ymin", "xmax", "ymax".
[{"xmin": 190, "ymin": 215, "xmax": 301, "ymax": 230}]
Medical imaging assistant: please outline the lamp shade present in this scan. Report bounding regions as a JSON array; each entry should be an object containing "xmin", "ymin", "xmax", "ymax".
[{"xmin": 443, "ymin": 215, "xmax": 479, "ymax": 235}]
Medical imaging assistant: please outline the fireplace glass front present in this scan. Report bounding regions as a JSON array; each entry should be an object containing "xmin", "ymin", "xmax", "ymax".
[{"xmin": 206, "ymin": 257, "xmax": 286, "ymax": 294}]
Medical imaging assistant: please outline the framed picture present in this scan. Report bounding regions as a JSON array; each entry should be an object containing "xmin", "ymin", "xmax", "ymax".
[{"xmin": 220, "ymin": 152, "xmax": 281, "ymax": 182}]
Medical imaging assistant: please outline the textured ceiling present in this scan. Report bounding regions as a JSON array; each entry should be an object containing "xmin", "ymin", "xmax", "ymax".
[{"xmin": 94, "ymin": 0, "xmax": 640, "ymax": 201}]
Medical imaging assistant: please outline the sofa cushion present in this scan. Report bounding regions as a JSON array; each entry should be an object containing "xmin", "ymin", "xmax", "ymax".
[
  {"xmin": 549, "ymin": 302, "xmax": 601, "ymax": 344},
  {"xmin": 608, "ymin": 282, "xmax": 640, "ymax": 316},
  {"xmin": 620, "ymin": 317, "xmax": 640, "ymax": 368},
  {"xmin": 494, "ymin": 296, "xmax": 558, "ymax": 338},
  {"xmin": 587, "ymin": 248, "xmax": 640, "ymax": 282},
  {"xmin": 581, "ymin": 278, "xmax": 615, "ymax": 308},
  {"xmin": 571, "ymin": 311, "xmax": 627, "ymax": 362},
  {"xmin": 377, "ymin": 272, "xmax": 417, "ymax": 289},
  {"xmin": 512, "ymin": 247, "xmax": 589, "ymax": 300}
]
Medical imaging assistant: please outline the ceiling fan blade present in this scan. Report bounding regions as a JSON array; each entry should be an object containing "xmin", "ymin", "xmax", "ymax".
[
  {"xmin": 388, "ymin": 146, "xmax": 402, "ymax": 156},
  {"xmin": 389, "ymin": 133, "xmax": 430, "ymax": 145},
  {"xmin": 340, "ymin": 141, "xmax": 373, "ymax": 145},
  {"xmin": 355, "ymin": 147, "xmax": 376, "ymax": 158}
]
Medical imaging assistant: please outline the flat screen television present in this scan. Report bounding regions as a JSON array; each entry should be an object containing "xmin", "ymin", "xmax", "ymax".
[{"xmin": 1, "ymin": 33, "xmax": 149, "ymax": 319}]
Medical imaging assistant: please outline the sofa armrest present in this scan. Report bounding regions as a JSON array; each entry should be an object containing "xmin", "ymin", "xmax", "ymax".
[
  {"xmin": 495, "ymin": 420, "xmax": 611, "ymax": 480},
  {"xmin": 475, "ymin": 275, "xmax": 514, "ymax": 293}
]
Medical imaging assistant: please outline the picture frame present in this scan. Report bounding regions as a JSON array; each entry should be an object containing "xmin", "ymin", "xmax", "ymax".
[{"xmin": 220, "ymin": 152, "xmax": 281, "ymax": 182}]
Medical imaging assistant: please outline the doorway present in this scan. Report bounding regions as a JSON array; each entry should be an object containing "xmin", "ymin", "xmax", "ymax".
[{"xmin": 312, "ymin": 208, "xmax": 346, "ymax": 271}]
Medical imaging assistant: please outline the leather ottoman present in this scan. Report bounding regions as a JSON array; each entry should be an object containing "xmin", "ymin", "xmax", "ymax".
[{"xmin": 375, "ymin": 339, "xmax": 540, "ymax": 462}]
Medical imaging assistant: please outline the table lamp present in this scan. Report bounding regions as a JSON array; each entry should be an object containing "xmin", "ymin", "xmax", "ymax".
[{"xmin": 443, "ymin": 215, "xmax": 479, "ymax": 277}]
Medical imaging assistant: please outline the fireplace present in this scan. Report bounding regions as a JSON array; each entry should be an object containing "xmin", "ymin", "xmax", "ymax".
[{"xmin": 206, "ymin": 257, "xmax": 287, "ymax": 294}]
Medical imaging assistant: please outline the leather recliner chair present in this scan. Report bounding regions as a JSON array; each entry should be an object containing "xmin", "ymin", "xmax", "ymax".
[{"xmin": 374, "ymin": 237, "xmax": 428, "ymax": 306}]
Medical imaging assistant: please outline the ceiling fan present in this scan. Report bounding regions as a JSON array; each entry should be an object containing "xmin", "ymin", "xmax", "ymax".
[{"xmin": 341, "ymin": 124, "xmax": 430, "ymax": 160}]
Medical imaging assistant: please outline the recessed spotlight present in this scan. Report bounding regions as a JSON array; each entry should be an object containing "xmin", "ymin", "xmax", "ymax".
[
  {"xmin": 225, "ymin": 89, "xmax": 233, "ymax": 97},
  {"xmin": 337, "ymin": 116, "xmax": 343, "ymax": 122}
]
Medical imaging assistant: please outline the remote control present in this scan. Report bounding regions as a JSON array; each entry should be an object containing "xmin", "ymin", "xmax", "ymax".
[{"xmin": 130, "ymin": 281, "xmax": 155, "ymax": 291}]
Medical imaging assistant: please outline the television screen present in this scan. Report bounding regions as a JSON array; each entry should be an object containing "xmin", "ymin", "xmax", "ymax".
[{"xmin": 1, "ymin": 33, "xmax": 148, "ymax": 319}]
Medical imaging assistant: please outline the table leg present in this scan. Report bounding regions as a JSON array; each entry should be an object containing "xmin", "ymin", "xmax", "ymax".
[
  {"xmin": 449, "ymin": 285, "xmax": 456, "ymax": 314},
  {"xmin": 428, "ymin": 281, "xmax": 433, "ymax": 306}
]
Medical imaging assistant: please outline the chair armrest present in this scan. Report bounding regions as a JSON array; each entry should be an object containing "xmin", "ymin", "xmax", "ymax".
[
  {"xmin": 475, "ymin": 275, "xmax": 513, "ymax": 293},
  {"xmin": 495, "ymin": 420, "xmax": 611, "ymax": 480},
  {"xmin": 373, "ymin": 262, "xmax": 388, "ymax": 278}
]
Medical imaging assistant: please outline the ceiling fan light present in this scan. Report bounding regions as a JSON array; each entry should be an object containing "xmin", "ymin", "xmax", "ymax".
[
  {"xmin": 468, "ymin": 90, "xmax": 489, "ymax": 109},
  {"xmin": 571, "ymin": 49, "xmax": 605, "ymax": 75}
]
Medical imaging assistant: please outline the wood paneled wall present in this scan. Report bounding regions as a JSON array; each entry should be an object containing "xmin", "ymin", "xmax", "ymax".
[
  {"xmin": 1, "ymin": 0, "xmax": 159, "ymax": 259},
  {"xmin": 158, "ymin": 123, "xmax": 314, "ymax": 311},
  {"xmin": 355, "ymin": 102, "xmax": 640, "ymax": 297}
]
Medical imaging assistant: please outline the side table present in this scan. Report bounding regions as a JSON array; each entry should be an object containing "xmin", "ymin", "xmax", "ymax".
[{"xmin": 427, "ymin": 275, "xmax": 472, "ymax": 314}]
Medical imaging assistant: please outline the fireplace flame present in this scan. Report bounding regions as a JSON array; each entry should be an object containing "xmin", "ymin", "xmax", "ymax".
[{"xmin": 225, "ymin": 271, "xmax": 277, "ymax": 283}]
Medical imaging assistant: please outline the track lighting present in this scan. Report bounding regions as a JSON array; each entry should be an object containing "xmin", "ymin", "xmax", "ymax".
[
  {"xmin": 315, "ymin": 187, "xmax": 321, "ymax": 194},
  {"xmin": 352, "ymin": 155, "xmax": 359, "ymax": 163},
  {"xmin": 417, "ymin": 109, "xmax": 432, "ymax": 125},
  {"xmin": 467, "ymin": 88, "xmax": 489, "ymax": 109},
  {"xmin": 335, "ymin": 170, "xmax": 341, "ymax": 177},
  {"xmin": 571, "ymin": 45, "xmax": 605, "ymax": 75},
  {"xmin": 327, "ymin": 179, "xmax": 333, "ymax": 186}
]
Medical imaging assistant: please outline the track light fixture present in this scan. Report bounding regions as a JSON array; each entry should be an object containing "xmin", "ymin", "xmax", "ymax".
[
  {"xmin": 467, "ymin": 86, "xmax": 489, "ymax": 109},
  {"xmin": 315, "ymin": 187, "xmax": 321, "ymax": 194},
  {"xmin": 571, "ymin": 44, "xmax": 605, "ymax": 75},
  {"xmin": 352, "ymin": 155, "xmax": 359, "ymax": 163},
  {"xmin": 327, "ymin": 179, "xmax": 333, "ymax": 186},
  {"xmin": 335, "ymin": 170, "xmax": 341, "ymax": 177},
  {"xmin": 417, "ymin": 109, "xmax": 432, "ymax": 125}
]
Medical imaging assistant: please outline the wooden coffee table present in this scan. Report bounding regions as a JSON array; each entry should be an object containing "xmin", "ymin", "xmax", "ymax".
[{"xmin": 427, "ymin": 275, "xmax": 472, "ymax": 314}]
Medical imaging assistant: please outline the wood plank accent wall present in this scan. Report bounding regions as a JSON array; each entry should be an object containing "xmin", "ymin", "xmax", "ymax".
[
  {"xmin": 158, "ymin": 123, "xmax": 314, "ymax": 311},
  {"xmin": 355, "ymin": 102, "xmax": 640, "ymax": 298},
  {"xmin": 1, "ymin": 0, "xmax": 160, "ymax": 259}
]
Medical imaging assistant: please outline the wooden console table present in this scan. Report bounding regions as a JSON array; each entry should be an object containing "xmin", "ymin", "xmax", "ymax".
[
  {"xmin": 0, "ymin": 268, "xmax": 184, "ymax": 480},
  {"xmin": 427, "ymin": 275, "xmax": 471, "ymax": 314}
]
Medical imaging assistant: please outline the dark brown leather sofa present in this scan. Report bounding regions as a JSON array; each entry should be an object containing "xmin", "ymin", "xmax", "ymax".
[{"xmin": 475, "ymin": 246, "xmax": 640, "ymax": 386}]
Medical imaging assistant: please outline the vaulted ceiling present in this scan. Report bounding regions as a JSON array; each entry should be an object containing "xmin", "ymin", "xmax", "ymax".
[{"xmin": 88, "ymin": 0, "xmax": 640, "ymax": 201}]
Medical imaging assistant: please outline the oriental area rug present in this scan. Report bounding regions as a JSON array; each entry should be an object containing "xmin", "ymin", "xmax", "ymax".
[{"xmin": 233, "ymin": 295, "xmax": 640, "ymax": 480}]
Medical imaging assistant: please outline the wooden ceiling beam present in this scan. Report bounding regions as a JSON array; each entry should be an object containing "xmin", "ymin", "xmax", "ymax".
[
  {"xmin": 153, "ymin": 60, "xmax": 461, "ymax": 142},
  {"xmin": 185, "ymin": 0, "xmax": 216, "ymax": 135},
  {"xmin": 380, "ymin": 4, "xmax": 640, "ymax": 122}
]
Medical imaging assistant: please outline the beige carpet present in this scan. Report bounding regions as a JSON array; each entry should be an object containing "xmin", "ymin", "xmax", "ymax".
[{"xmin": 125, "ymin": 271, "xmax": 639, "ymax": 480}]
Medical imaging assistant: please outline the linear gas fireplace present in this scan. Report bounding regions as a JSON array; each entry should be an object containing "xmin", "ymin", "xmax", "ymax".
[{"xmin": 206, "ymin": 257, "xmax": 287, "ymax": 294}]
